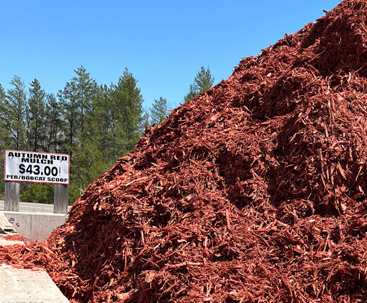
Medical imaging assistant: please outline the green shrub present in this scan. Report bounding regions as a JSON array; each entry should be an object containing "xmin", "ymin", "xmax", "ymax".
[{"xmin": 20, "ymin": 183, "xmax": 54, "ymax": 204}]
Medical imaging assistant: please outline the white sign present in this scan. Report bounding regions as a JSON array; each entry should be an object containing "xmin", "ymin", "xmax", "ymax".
[{"xmin": 4, "ymin": 150, "xmax": 70, "ymax": 185}]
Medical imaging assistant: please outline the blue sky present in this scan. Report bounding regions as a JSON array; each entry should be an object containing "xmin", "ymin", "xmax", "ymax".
[{"xmin": 0, "ymin": 0, "xmax": 341, "ymax": 110}]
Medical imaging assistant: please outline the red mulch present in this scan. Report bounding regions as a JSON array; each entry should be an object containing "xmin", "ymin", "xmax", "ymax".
[
  {"xmin": 3, "ymin": 0, "xmax": 367, "ymax": 302},
  {"xmin": 1, "ymin": 234, "xmax": 27, "ymax": 242}
]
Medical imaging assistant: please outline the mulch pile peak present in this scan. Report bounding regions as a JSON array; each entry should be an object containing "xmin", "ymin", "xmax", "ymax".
[{"xmin": 3, "ymin": 0, "xmax": 367, "ymax": 301}]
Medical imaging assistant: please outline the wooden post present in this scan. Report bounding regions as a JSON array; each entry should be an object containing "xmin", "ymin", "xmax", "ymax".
[
  {"xmin": 54, "ymin": 184, "xmax": 69, "ymax": 214},
  {"xmin": 4, "ymin": 181, "xmax": 20, "ymax": 211}
]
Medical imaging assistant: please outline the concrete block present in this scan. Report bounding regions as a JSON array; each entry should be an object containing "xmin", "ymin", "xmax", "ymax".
[
  {"xmin": 0, "ymin": 212, "xmax": 16, "ymax": 234},
  {"xmin": 3, "ymin": 212, "xmax": 67, "ymax": 242}
]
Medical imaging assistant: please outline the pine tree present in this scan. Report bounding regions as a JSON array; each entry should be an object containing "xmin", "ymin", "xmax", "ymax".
[
  {"xmin": 4, "ymin": 76, "xmax": 28, "ymax": 150},
  {"xmin": 0, "ymin": 84, "xmax": 7, "ymax": 195},
  {"xmin": 57, "ymin": 66, "xmax": 99, "ymax": 202},
  {"xmin": 73, "ymin": 66, "xmax": 97, "ymax": 136},
  {"xmin": 58, "ymin": 66, "xmax": 97, "ymax": 156},
  {"xmin": 58, "ymin": 81, "xmax": 78, "ymax": 155},
  {"xmin": 0, "ymin": 84, "xmax": 10, "ymax": 149},
  {"xmin": 45, "ymin": 93, "xmax": 62, "ymax": 153},
  {"xmin": 88, "ymin": 84, "xmax": 118, "ymax": 161},
  {"xmin": 110, "ymin": 68, "xmax": 144, "ymax": 153},
  {"xmin": 70, "ymin": 84, "xmax": 113, "ymax": 191},
  {"xmin": 184, "ymin": 66, "xmax": 215, "ymax": 102},
  {"xmin": 89, "ymin": 84, "xmax": 110, "ymax": 143},
  {"xmin": 150, "ymin": 97, "xmax": 168, "ymax": 125},
  {"xmin": 27, "ymin": 79, "xmax": 47, "ymax": 151}
]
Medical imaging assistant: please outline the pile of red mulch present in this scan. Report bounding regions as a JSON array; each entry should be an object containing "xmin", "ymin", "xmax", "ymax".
[{"xmin": 4, "ymin": 0, "xmax": 367, "ymax": 301}]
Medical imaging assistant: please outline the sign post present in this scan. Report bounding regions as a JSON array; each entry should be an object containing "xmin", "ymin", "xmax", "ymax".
[
  {"xmin": 4, "ymin": 181, "xmax": 20, "ymax": 211},
  {"xmin": 4, "ymin": 150, "xmax": 70, "ymax": 214},
  {"xmin": 54, "ymin": 184, "xmax": 69, "ymax": 214}
]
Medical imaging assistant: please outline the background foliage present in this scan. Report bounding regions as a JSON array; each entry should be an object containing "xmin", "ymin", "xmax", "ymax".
[{"xmin": 0, "ymin": 66, "xmax": 213, "ymax": 203}]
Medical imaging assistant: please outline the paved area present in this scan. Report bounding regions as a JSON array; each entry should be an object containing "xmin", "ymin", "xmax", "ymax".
[{"xmin": 0, "ymin": 264, "xmax": 69, "ymax": 303}]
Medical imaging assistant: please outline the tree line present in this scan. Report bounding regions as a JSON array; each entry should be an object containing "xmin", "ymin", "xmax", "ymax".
[{"xmin": 0, "ymin": 66, "xmax": 214, "ymax": 203}]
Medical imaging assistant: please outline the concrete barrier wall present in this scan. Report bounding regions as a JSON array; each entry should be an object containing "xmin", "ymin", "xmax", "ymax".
[{"xmin": 3, "ymin": 211, "xmax": 67, "ymax": 241}]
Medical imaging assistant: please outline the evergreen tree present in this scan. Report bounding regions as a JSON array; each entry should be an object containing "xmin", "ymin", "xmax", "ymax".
[
  {"xmin": 88, "ymin": 84, "xmax": 118, "ymax": 161},
  {"xmin": 57, "ymin": 66, "xmax": 99, "ymax": 202},
  {"xmin": 184, "ymin": 66, "xmax": 215, "ymax": 102},
  {"xmin": 57, "ymin": 82, "xmax": 77, "ymax": 155},
  {"xmin": 0, "ymin": 84, "xmax": 5, "ymax": 102},
  {"xmin": 0, "ymin": 85, "xmax": 5, "ymax": 104},
  {"xmin": 45, "ymin": 93, "xmax": 62, "ymax": 153},
  {"xmin": 58, "ymin": 66, "xmax": 97, "ymax": 156},
  {"xmin": 70, "ymin": 84, "xmax": 112, "ymax": 191},
  {"xmin": 27, "ymin": 79, "xmax": 47, "ymax": 151},
  {"xmin": 0, "ymin": 84, "xmax": 7, "ymax": 194},
  {"xmin": 4, "ymin": 76, "xmax": 28, "ymax": 150},
  {"xmin": 0, "ymin": 84, "xmax": 10, "ymax": 149},
  {"xmin": 110, "ymin": 68, "xmax": 144, "ymax": 153},
  {"xmin": 92, "ymin": 85, "xmax": 113, "ymax": 142},
  {"xmin": 73, "ymin": 66, "xmax": 97, "ymax": 136},
  {"xmin": 150, "ymin": 97, "xmax": 168, "ymax": 125}
]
